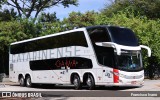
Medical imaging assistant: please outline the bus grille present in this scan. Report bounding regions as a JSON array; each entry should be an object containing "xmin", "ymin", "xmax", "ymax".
[{"xmin": 124, "ymin": 75, "xmax": 143, "ymax": 79}]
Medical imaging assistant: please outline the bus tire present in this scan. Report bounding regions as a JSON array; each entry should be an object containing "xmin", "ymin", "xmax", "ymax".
[
  {"xmin": 73, "ymin": 74, "xmax": 81, "ymax": 90},
  {"xmin": 25, "ymin": 75, "xmax": 32, "ymax": 87},
  {"xmin": 19, "ymin": 76, "xmax": 25, "ymax": 87},
  {"xmin": 86, "ymin": 74, "xmax": 95, "ymax": 90}
]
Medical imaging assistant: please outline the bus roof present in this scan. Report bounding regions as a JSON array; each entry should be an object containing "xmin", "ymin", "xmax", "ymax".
[
  {"xmin": 10, "ymin": 25, "xmax": 127, "ymax": 45},
  {"xmin": 86, "ymin": 25, "xmax": 125, "ymax": 30}
]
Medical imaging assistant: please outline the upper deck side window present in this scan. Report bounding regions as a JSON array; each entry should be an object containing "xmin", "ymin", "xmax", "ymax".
[
  {"xmin": 87, "ymin": 27, "xmax": 111, "ymax": 43},
  {"xmin": 10, "ymin": 31, "xmax": 88, "ymax": 54}
]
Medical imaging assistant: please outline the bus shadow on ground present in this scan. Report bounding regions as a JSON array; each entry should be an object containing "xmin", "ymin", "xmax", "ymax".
[{"xmin": 11, "ymin": 84, "xmax": 139, "ymax": 90}]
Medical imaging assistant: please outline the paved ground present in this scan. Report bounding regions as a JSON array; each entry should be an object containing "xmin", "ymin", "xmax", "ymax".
[
  {"xmin": 1, "ymin": 79, "xmax": 160, "ymax": 91},
  {"xmin": 0, "ymin": 79, "xmax": 160, "ymax": 100}
]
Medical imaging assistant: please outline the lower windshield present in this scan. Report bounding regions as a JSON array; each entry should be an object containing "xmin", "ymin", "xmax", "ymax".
[{"xmin": 116, "ymin": 51, "xmax": 142, "ymax": 71}]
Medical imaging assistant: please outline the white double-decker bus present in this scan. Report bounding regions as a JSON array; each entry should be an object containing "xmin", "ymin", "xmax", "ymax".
[{"xmin": 9, "ymin": 25, "xmax": 151, "ymax": 89}]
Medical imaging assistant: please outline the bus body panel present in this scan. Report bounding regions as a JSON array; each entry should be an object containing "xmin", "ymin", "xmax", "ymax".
[{"xmin": 9, "ymin": 26, "xmax": 150, "ymax": 88}]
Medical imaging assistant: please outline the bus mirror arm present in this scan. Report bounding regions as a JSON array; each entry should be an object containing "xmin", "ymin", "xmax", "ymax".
[
  {"xmin": 95, "ymin": 42, "xmax": 121, "ymax": 55},
  {"xmin": 96, "ymin": 42, "xmax": 151, "ymax": 57},
  {"xmin": 110, "ymin": 43, "xmax": 121, "ymax": 55},
  {"xmin": 140, "ymin": 45, "xmax": 151, "ymax": 57}
]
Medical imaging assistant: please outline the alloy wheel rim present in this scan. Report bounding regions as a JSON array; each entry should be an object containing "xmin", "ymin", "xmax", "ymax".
[
  {"xmin": 27, "ymin": 78, "xmax": 31, "ymax": 86},
  {"xmin": 74, "ymin": 78, "xmax": 78, "ymax": 86},
  {"xmin": 87, "ymin": 78, "xmax": 91, "ymax": 86},
  {"xmin": 20, "ymin": 78, "xmax": 23, "ymax": 85}
]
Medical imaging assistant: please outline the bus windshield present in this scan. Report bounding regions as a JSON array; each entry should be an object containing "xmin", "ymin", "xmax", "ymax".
[
  {"xmin": 116, "ymin": 50, "xmax": 143, "ymax": 71},
  {"xmin": 108, "ymin": 26, "xmax": 139, "ymax": 46}
]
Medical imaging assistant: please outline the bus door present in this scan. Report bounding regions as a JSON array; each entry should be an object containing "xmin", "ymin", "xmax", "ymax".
[{"xmin": 102, "ymin": 56, "xmax": 114, "ymax": 83}]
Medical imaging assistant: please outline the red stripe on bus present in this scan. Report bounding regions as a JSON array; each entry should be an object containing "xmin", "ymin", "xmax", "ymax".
[{"xmin": 113, "ymin": 69, "xmax": 119, "ymax": 83}]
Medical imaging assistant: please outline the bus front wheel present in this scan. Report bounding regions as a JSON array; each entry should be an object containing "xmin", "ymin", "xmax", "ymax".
[
  {"xmin": 25, "ymin": 75, "xmax": 32, "ymax": 87},
  {"xmin": 73, "ymin": 75, "xmax": 81, "ymax": 90}
]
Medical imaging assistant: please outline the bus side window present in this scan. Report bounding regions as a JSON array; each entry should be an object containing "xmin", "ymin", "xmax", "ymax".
[{"xmin": 103, "ymin": 56, "xmax": 114, "ymax": 68}]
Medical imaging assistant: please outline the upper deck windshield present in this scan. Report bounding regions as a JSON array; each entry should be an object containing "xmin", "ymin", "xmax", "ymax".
[
  {"xmin": 116, "ymin": 50, "xmax": 143, "ymax": 71},
  {"xmin": 108, "ymin": 26, "xmax": 139, "ymax": 46}
]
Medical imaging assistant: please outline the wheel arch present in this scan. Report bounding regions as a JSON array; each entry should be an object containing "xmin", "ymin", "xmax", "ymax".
[
  {"xmin": 70, "ymin": 72, "xmax": 82, "ymax": 84},
  {"xmin": 83, "ymin": 72, "xmax": 96, "ymax": 84},
  {"xmin": 18, "ymin": 74, "xmax": 24, "ymax": 81},
  {"xmin": 25, "ymin": 73, "xmax": 31, "ymax": 79}
]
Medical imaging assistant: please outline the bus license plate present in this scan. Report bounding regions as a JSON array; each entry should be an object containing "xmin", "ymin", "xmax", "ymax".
[{"xmin": 131, "ymin": 81, "xmax": 137, "ymax": 84}]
